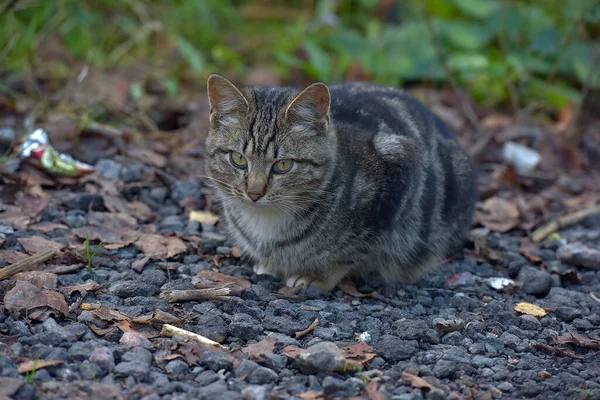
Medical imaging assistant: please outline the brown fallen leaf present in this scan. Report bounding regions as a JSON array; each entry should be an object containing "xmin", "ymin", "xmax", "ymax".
[
  {"xmin": 17, "ymin": 194, "xmax": 50, "ymax": 218},
  {"xmin": 0, "ymin": 377, "xmax": 23, "ymax": 397},
  {"xmin": 189, "ymin": 210, "xmax": 219, "ymax": 225},
  {"xmin": 401, "ymin": 371, "xmax": 434, "ymax": 390},
  {"xmin": 515, "ymin": 302, "xmax": 547, "ymax": 318},
  {"xmin": 27, "ymin": 222, "xmax": 69, "ymax": 233},
  {"xmin": 280, "ymin": 345, "xmax": 303, "ymax": 359},
  {"xmin": 93, "ymin": 306, "xmax": 131, "ymax": 322},
  {"xmin": 476, "ymin": 197, "xmax": 520, "ymax": 233},
  {"xmin": 553, "ymin": 333, "xmax": 600, "ymax": 350},
  {"xmin": 433, "ymin": 318, "xmax": 466, "ymax": 335},
  {"xmin": 0, "ymin": 250, "xmax": 29, "ymax": 264},
  {"xmin": 135, "ymin": 234, "xmax": 187, "ymax": 258},
  {"xmin": 240, "ymin": 337, "xmax": 277, "ymax": 363},
  {"xmin": 88, "ymin": 211, "xmax": 137, "ymax": 229},
  {"xmin": 339, "ymin": 278, "xmax": 369, "ymax": 298},
  {"xmin": 365, "ymin": 380, "xmax": 387, "ymax": 400},
  {"xmin": 176, "ymin": 341, "xmax": 240, "ymax": 369},
  {"xmin": 297, "ymin": 391, "xmax": 326, "ymax": 400},
  {"xmin": 193, "ymin": 270, "xmax": 251, "ymax": 290},
  {"xmin": 531, "ymin": 341, "xmax": 585, "ymax": 360},
  {"xmin": 61, "ymin": 282, "xmax": 99, "ymax": 297},
  {"xmin": 127, "ymin": 147, "xmax": 168, "ymax": 168},
  {"xmin": 18, "ymin": 360, "xmax": 64, "ymax": 374},
  {"xmin": 88, "ymin": 324, "xmax": 116, "ymax": 337},
  {"xmin": 519, "ymin": 240, "xmax": 543, "ymax": 263},
  {"xmin": 13, "ymin": 271, "xmax": 58, "ymax": 289},
  {"xmin": 4, "ymin": 281, "xmax": 69, "ymax": 321},
  {"xmin": 126, "ymin": 201, "xmax": 153, "ymax": 222},
  {"xmin": 72, "ymin": 225, "xmax": 140, "ymax": 247},
  {"xmin": 342, "ymin": 342, "xmax": 377, "ymax": 366},
  {"xmin": 18, "ymin": 236, "xmax": 66, "ymax": 254}
]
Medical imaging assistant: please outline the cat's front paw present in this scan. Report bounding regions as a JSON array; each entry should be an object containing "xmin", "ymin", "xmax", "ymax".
[
  {"xmin": 285, "ymin": 274, "xmax": 337, "ymax": 291},
  {"xmin": 253, "ymin": 263, "xmax": 280, "ymax": 278}
]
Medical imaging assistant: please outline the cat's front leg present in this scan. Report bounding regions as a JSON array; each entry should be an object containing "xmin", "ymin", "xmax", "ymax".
[
  {"xmin": 285, "ymin": 265, "xmax": 352, "ymax": 291},
  {"xmin": 253, "ymin": 262, "xmax": 282, "ymax": 279}
]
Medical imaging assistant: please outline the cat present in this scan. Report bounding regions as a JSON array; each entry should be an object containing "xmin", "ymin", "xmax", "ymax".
[{"xmin": 204, "ymin": 74, "xmax": 478, "ymax": 291}]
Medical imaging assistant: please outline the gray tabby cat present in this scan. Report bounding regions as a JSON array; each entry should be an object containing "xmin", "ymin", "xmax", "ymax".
[{"xmin": 204, "ymin": 74, "xmax": 477, "ymax": 291}]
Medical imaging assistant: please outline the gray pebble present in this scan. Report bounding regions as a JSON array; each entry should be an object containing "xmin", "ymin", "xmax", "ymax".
[
  {"xmin": 518, "ymin": 266, "xmax": 554, "ymax": 296},
  {"xmin": 322, "ymin": 376, "xmax": 346, "ymax": 395},
  {"xmin": 247, "ymin": 366, "xmax": 278, "ymax": 384},
  {"xmin": 110, "ymin": 281, "xmax": 160, "ymax": 298},
  {"xmin": 165, "ymin": 359, "xmax": 189, "ymax": 375}
]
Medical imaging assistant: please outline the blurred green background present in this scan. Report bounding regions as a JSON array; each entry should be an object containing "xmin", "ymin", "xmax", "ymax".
[{"xmin": 1, "ymin": 0, "xmax": 599, "ymax": 116}]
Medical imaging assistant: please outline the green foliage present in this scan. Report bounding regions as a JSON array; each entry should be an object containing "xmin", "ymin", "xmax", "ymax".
[
  {"xmin": 0, "ymin": 0, "xmax": 598, "ymax": 114},
  {"xmin": 85, "ymin": 234, "xmax": 103, "ymax": 273},
  {"xmin": 26, "ymin": 359, "xmax": 38, "ymax": 384}
]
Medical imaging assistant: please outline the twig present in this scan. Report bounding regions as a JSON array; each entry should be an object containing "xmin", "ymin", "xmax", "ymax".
[
  {"xmin": 295, "ymin": 318, "xmax": 319, "ymax": 339},
  {"xmin": 160, "ymin": 324, "xmax": 227, "ymax": 349},
  {"xmin": 530, "ymin": 205, "xmax": 600, "ymax": 243},
  {"xmin": 422, "ymin": 0, "xmax": 483, "ymax": 139},
  {"xmin": 160, "ymin": 287, "xmax": 233, "ymax": 302},
  {"xmin": 531, "ymin": 341, "xmax": 585, "ymax": 360},
  {"xmin": 0, "ymin": 248, "xmax": 59, "ymax": 280}
]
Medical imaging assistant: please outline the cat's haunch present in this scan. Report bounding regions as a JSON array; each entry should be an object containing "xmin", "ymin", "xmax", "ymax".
[{"xmin": 204, "ymin": 74, "xmax": 478, "ymax": 291}]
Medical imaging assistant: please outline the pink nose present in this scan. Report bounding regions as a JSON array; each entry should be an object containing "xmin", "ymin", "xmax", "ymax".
[{"xmin": 248, "ymin": 193, "xmax": 263, "ymax": 202}]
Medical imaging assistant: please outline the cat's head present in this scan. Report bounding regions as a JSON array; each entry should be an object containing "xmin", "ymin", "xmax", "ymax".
[{"xmin": 204, "ymin": 74, "xmax": 335, "ymax": 209}]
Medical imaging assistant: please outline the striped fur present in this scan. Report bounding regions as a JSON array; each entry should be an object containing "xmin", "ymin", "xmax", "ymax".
[{"xmin": 205, "ymin": 74, "xmax": 478, "ymax": 290}]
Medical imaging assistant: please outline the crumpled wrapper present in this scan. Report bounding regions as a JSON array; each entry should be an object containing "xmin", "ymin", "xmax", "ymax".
[{"xmin": 16, "ymin": 128, "xmax": 94, "ymax": 177}]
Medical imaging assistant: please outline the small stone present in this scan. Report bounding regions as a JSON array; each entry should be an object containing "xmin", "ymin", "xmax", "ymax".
[
  {"xmin": 0, "ymin": 377, "xmax": 23, "ymax": 396},
  {"xmin": 120, "ymin": 331, "xmax": 152, "ymax": 349},
  {"xmin": 322, "ymin": 376, "xmax": 346, "ymax": 395},
  {"xmin": 95, "ymin": 159, "xmax": 122, "ymax": 180},
  {"xmin": 520, "ymin": 381, "xmax": 543, "ymax": 397},
  {"xmin": 247, "ymin": 366, "xmax": 278, "ymax": 384},
  {"xmin": 519, "ymin": 314, "xmax": 542, "ymax": 330},
  {"xmin": 556, "ymin": 306, "xmax": 583, "ymax": 322},
  {"xmin": 295, "ymin": 342, "xmax": 346, "ymax": 374},
  {"xmin": 79, "ymin": 361, "xmax": 106, "ymax": 380},
  {"xmin": 165, "ymin": 359, "xmax": 189, "ymax": 375},
  {"xmin": 195, "ymin": 370, "xmax": 219, "ymax": 386},
  {"xmin": 68, "ymin": 342, "xmax": 93, "ymax": 361},
  {"xmin": 120, "ymin": 164, "xmax": 142, "ymax": 183},
  {"xmin": 433, "ymin": 360, "xmax": 458, "ymax": 379},
  {"xmin": 170, "ymin": 180, "xmax": 203, "ymax": 203},
  {"xmin": 198, "ymin": 350, "xmax": 234, "ymax": 371},
  {"xmin": 497, "ymin": 382, "xmax": 514, "ymax": 392},
  {"xmin": 194, "ymin": 315, "xmax": 228, "ymax": 343},
  {"xmin": 500, "ymin": 332, "xmax": 521, "ymax": 349},
  {"xmin": 573, "ymin": 318, "xmax": 593, "ymax": 330},
  {"xmin": 241, "ymin": 385, "xmax": 269, "ymax": 400},
  {"xmin": 374, "ymin": 335, "xmax": 419, "ymax": 363},
  {"xmin": 235, "ymin": 359, "xmax": 259, "ymax": 379},
  {"xmin": 518, "ymin": 266, "xmax": 553, "ymax": 296},
  {"xmin": 89, "ymin": 347, "xmax": 115, "ymax": 371},
  {"xmin": 110, "ymin": 281, "xmax": 159, "ymax": 298},
  {"xmin": 229, "ymin": 314, "xmax": 264, "ymax": 341}
]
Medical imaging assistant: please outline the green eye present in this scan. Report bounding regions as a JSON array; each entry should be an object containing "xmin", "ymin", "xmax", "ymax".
[
  {"xmin": 229, "ymin": 151, "xmax": 247, "ymax": 169},
  {"xmin": 272, "ymin": 159, "xmax": 294, "ymax": 174}
]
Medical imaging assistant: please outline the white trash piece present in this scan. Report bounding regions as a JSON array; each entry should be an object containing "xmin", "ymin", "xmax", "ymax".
[{"xmin": 502, "ymin": 141, "xmax": 541, "ymax": 175}]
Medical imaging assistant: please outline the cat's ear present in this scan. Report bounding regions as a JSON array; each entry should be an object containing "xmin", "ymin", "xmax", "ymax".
[
  {"xmin": 207, "ymin": 74, "xmax": 249, "ymax": 118},
  {"xmin": 285, "ymin": 82, "xmax": 330, "ymax": 123}
]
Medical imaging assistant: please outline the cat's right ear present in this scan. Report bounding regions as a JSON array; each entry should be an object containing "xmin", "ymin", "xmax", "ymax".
[{"xmin": 207, "ymin": 74, "xmax": 249, "ymax": 119}]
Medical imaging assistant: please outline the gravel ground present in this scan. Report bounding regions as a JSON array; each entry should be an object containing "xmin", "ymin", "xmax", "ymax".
[{"xmin": 1, "ymin": 155, "xmax": 600, "ymax": 400}]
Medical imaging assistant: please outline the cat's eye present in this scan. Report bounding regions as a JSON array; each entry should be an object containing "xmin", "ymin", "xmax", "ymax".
[
  {"xmin": 229, "ymin": 151, "xmax": 248, "ymax": 169},
  {"xmin": 272, "ymin": 159, "xmax": 294, "ymax": 174}
]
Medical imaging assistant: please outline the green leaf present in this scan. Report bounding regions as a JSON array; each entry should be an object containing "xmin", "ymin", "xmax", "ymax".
[
  {"xmin": 452, "ymin": 0, "xmax": 499, "ymax": 19},
  {"xmin": 304, "ymin": 41, "xmax": 332, "ymax": 81},
  {"xmin": 176, "ymin": 36, "xmax": 205, "ymax": 72},
  {"xmin": 447, "ymin": 53, "xmax": 490, "ymax": 71},
  {"xmin": 529, "ymin": 79, "xmax": 581, "ymax": 110},
  {"xmin": 531, "ymin": 29, "xmax": 561, "ymax": 55}
]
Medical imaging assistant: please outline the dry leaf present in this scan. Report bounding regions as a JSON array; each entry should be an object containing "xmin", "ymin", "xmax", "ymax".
[
  {"xmin": 365, "ymin": 380, "xmax": 387, "ymax": 400},
  {"xmin": 194, "ymin": 270, "xmax": 251, "ymax": 290},
  {"xmin": 296, "ymin": 319, "xmax": 319, "ymax": 339},
  {"xmin": 4, "ymin": 281, "xmax": 69, "ymax": 321},
  {"xmin": 126, "ymin": 201, "xmax": 153, "ymax": 222},
  {"xmin": 433, "ymin": 318, "xmax": 465, "ymax": 335},
  {"xmin": 176, "ymin": 341, "xmax": 239, "ymax": 369},
  {"xmin": 18, "ymin": 360, "xmax": 64, "ymax": 374},
  {"xmin": 553, "ymin": 333, "xmax": 600, "ymax": 350},
  {"xmin": 93, "ymin": 306, "xmax": 131, "ymax": 322},
  {"xmin": 297, "ymin": 391, "xmax": 326, "ymax": 400},
  {"xmin": 280, "ymin": 345, "xmax": 303, "ymax": 359},
  {"xmin": 189, "ymin": 210, "xmax": 219, "ymax": 225},
  {"xmin": 515, "ymin": 302, "xmax": 547, "ymax": 318},
  {"xmin": 13, "ymin": 271, "xmax": 58, "ymax": 289},
  {"xmin": 339, "ymin": 278, "xmax": 369, "ymax": 297},
  {"xmin": 88, "ymin": 211, "xmax": 137, "ymax": 229},
  {"xmin": 135, "ymin": 234, "xmax": 187, "ymax": 258},
  {"xmin": 241, "ymin": 337, "xmax": 277, "ymax": 363},
  {"xmin": 401, "ymin": 371, "xmax": 433, "ymax": 390},
  {"xmin": 27, "ymin": 222, "xmax": 69, "ymax": 232},
  {"xmin": 18, "ymin": 236, "xmax": 66, "ymax": 254},
  {"xmin": 127, "ymin": 147, "xmax": 168, "ymax": 168},
  {"xmin": 476, "ymin": 197, "xmax": 520, "ymax": 232},
  {"xmin": 0, "ymin": 250, "xmax": 29, "ymax": 264},
  {"xmin": 61, "ymin": 282, "xmax": 99, "ymax": 297},
  {"xmin": 0, "ymin": 377, "xmax": 23, "ymax": 396},
  {"xmin": 342, "ymin": 342, "xmax": 377, "ymax": 366},
  {"xmin": 73, "ymin": 225, "xmax": 139, "ymax": 246}
]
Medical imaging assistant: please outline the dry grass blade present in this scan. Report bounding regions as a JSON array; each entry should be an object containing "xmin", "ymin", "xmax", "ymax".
[
  {"xmin": 0, "ymin": 248, "xmax": 59, "ymax": 280},
  {"xmin": 160, "ymin": 324, "xmax": 227, "ymax": 349},
  {"xmin": 295, "ymin": 318, "xmax": 319, "ymax": 339},
  {"xmin": 160, "ymin": 287, "xmax": 233, "ymax": 302},
  {"xmin": 530, "ymin": 205, "xmax": 600, "ymax": 243}
]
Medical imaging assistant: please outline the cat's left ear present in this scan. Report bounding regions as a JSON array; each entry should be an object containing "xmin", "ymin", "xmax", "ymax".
[
  {"xmin": 284, "ymin": 82, "xmax": 330, "ymax": 123},
  {"xmin": 207, "ymin": 74, "xmax": 250, "ymax": 118}
]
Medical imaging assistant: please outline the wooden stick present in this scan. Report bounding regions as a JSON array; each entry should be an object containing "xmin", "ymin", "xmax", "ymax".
[
  {"xmin": 530, "ymin": 205, "xmax": 600, "ymax": 243},
  {"xmin": 160, "ymin": 287, "xmax": 232, "ymax": 303},
  {"xmin": 160, "ymin": 324, "xmax": 227, "ymax": 349},
  {"xmin": 0, "ymin": 248, "xmax": 58, "ymax": 280},
  {"xmin": 295, "ymin": 318, "xmax": 319, "ymax": 339}
]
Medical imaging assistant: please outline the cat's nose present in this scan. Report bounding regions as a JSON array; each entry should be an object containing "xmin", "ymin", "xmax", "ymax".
[{"xmin": 248, "ymin": 192, "xmax": 263, "ymax": 202}]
